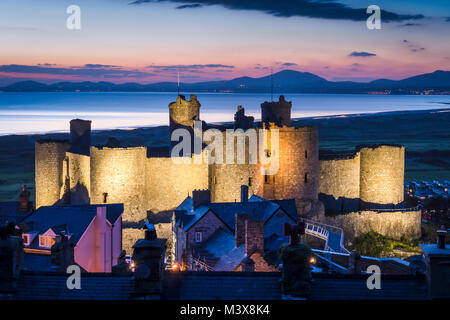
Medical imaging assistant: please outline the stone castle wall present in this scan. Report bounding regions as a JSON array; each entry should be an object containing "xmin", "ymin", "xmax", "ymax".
[
  {"xmin": 35, "ymin": 140, "xmax": 70, "ymax": 208},
  {"xmin": 319, "ymin": 153, "xmax": 360, "ymax": 212},
  {"xmin": 90, "ymin": 146, "xmax": 147, "ymax": 223},
  {"xmin": 322, "ymin": 210, "xmax": 421, "ymax": 244},
  {"xmin": 359, "ymin": 145, "xmax": 405, "ymax": 207},
  {"xmin": 145, "ymin": 155, "xmax": 209, "ymax": 213},
  {"xmin": 67, "ymin": 152, "xmax": 91, "ymax": 205}
]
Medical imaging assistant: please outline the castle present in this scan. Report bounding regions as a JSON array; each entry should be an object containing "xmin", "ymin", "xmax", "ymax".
[{"xmin": 34, "ymin": 95, "xmax": 421, "ymax": 252}]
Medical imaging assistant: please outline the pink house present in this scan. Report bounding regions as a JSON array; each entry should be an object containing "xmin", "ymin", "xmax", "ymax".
[{"xmin": 20, "ymin": 204, "xmax": 123, "ymax": 273}]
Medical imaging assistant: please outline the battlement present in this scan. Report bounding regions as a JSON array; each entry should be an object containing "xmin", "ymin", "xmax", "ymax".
[
  {"xmin": 261, "ymin": 121, "xmax": 317, "ymax": 133},
  {"xmin": 168, "ymin": 94, "xmax": 200, "ymax": 110}
]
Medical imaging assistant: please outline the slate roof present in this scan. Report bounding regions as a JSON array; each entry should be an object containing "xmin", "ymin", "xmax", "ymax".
[
  {"xmin": 174, "ymin": 195, "xmax": 296, "ymax": 232},
  {"xmin": 313, "ymin": 250, "xmax": 414, "ymax": 275},
  {"xmin": 12, "ymin": 271, "xmax": 134, "ymax": 300},
  {"xmin": 197, "ymin": 227, "xmax": 235, "ymax": 259},
  {"xmin": 163, "ymin": 271, "xmax": 282, "ymax": 300},
  {"xmin": 213, "ymin": 245, "xmax": 246, "ymax": 271},
  {"xmin": 20, "ymin": 204, "xmax": 124, "ymax": 248},
  {"xmin": 309, "ymin": 274, "xmax": 429, "ymax": 300},
  {"xmin": 0, "ymin": 202, "xmax": 33, "ymax": 225},
  {"xmin": 22, "ymin": 254, "xmax": 53, "ymax": 272}
]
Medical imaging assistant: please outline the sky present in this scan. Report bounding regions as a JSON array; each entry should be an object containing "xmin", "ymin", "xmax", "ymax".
[{"xmin": 0, "ymin": 0, "xmax": 449, "ymax": 85}]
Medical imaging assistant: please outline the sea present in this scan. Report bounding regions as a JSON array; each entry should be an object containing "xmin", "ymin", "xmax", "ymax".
[{"xmin": 0, "ymin": 92, "xmax": 450, "ymax": 135}]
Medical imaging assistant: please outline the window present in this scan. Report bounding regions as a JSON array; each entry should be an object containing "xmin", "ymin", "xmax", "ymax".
[
  {"xmin": 22, "ymin": 234, "xmax": 30, "ymax": 245},
  {"xmin": 103, "ymin": 192, "xmax": 108, "ymax": 204},
  {"xmin": 39, "ymin": 236, "xmax": 55, "ymax": 248},
  {"xmin": 304, "ymin": 173, "xmax": 308, "ymax": 184},
  {"xmin": 305, "ymin": 150, "xmax": 308, "ymax": 159},
  {"xmin": 248, "ymin": 177, "xmax": 252, "ymax": 186},
  {"xmin": 195, "ymin": 232, "xmax": 202, "ymax": 243}
]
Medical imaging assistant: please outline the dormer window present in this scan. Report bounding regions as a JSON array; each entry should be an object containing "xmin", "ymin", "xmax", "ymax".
[
  {"xmin": 22, "ymin": 231, "xmax": 38, "ymax": 246},
  {"xmin": 23, "ymin": 234, "xmax": 30, "ymax": 245},
  {"xmin": 39, "ymin": 235, "xmax": 55, "ymax": 248}
]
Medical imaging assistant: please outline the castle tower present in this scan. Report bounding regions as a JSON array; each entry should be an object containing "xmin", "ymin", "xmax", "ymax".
[
  {"xmin": 66, "ymin": 119, "xmax": 92, "ymax": 205},
  {"xmin": 69, "ymin": 119, "xmax": 91, "ymax": 156},
  {"xmin": 168, "ymin": 95, "xmax": 201, "ymax": 153},
  {"xmin": 261, "ymin": 95, "xmax": 292, "ymax": 127},
  {"xmin": 35, "ymin": 140, "xmax": 70, "ymax": 208},
  {"xmin": 359, "ymin": 145, "xmax": 405, "ymax": 209},
  {"xmin": 259, "ymin": 125, "xmax": 319, "ymax": 200}
]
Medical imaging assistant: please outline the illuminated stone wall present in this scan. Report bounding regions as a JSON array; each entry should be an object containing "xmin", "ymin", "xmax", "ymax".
[
  {"xmin": 318, "ymin": 152, "xmax": 361, "ymax": 212},
  {"xmin": 319, "ymin": 153, "xmax": 360, "ymax": 199},
  {"xmin": 261, "ymin": 125, "xmax": 319, "ymax": 201},
  {"xmin": 35, "ymin": 140, "xmax": 70, "ymax": 208},
  {"xmin": 322, "ymin": 209, "xmax": 421, "ymax": 244},
  {"xmin": 90, "ymin": 146, "xmax": 147, "ymax": 223},
  {"xmin": 145, "ymin": 155, "xmax": 209, "ymax": 213},
  {"xmin": 359, "ymin": 145, "xmax": 405, "ymax": 207},
  {"xmin": 67, "ymin": 152, "xmax": 91, "ymax": 205}
]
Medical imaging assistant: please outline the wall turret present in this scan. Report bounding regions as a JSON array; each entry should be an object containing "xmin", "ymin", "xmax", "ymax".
[
  {"xmin": 261, "ymin": 95, "xmax": 292, "ymax": 127},
  {"xmin": 168, "ymin": 95, "xmax": 201, "ymax": 154}
]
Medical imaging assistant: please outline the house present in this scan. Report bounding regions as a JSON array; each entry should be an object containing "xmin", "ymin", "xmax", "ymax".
[
  {"xmin": 172, "ymin": 186, "xmax": 298, "ymax": 271},
  {"xmin": 20, "ymin": 204, "xmax": 123, "ymax": 273},
  {"xmin": 2, "ymin": 223, "xmax": 447, "ymax": 301}
]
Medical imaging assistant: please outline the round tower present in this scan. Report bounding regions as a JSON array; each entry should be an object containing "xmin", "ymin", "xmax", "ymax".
[
  {"xmin": 35, "ymin": 140, "xmax": 70, "ymax": 208},
  {"xmin": 261, "ymin": 95, "xmax": 292, "ymax": 127},
  {"xmin": 359, "ymin": 145, "xmax": 405, "ymax": 209}
]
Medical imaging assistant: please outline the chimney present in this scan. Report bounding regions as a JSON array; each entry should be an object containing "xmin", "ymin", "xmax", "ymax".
[
  {"xmin": 132, "ymin": 229, "xmax": 166, "ymax": 299},
  {"xmin": 235, "ymin": 214, "xmax": 250, "ymax": 248},
  {"xmin": 241, "ymin": 185, "xmax": 248, "ymax": 203},
  {"xmin": 245, "ymin": 220, "xmax": 264, "ymax": 255},
  {"xmin": 192, "ymin": 189, "xmax": 211, "ymax": 209},
  {"xmin": 241, "ymin": 256, "xmax": 255, "ymax": 272},
  {"xmin": 50, "ymin": 233, "xmax": 75, "ymax": 271},
  {"xmin": 437, "ymin": 225, "xmax": 446, "ymax": 249},
  {"xmin": 421, "ymin": 227, "xmax": 450, "ymax": 299},
  {"xmin": 0, "ymin": 223, "xmax": 24, "ymax": 293},
  {"xmin": 19, "ymin": 185, "xmax": 30, "ymax": 213}
]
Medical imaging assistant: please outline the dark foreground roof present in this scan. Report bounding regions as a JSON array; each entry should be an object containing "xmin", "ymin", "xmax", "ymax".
[
  {"xmin": 163, "ymin": 271, "xmax": 282, "ymax": 300},
  {"xmin": 1, "ymin": 271, "xmax": 431, "ymax": 300},
  {"xmin": 309, "ymin": 274, "xmax": 429, "ymax": 300},
  {"xmin": 12, "ymin": 271, "xmax": 133, "ymax": 300}
]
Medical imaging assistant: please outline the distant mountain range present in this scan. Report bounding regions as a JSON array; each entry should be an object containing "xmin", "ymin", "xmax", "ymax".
[{"xmin": 1, "ymin": 70, "xmax": 449, "ymax": 94}]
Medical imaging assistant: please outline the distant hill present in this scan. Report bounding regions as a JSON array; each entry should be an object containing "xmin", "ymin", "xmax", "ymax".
[{"xmin": 1, "ymin": 69, "xmax": 449, "ymax": 94}]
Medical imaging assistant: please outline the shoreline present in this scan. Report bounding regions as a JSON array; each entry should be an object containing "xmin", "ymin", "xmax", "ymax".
[{"xmin": 1, "ymin": 106, "xmax": 449, "ymax": 138}]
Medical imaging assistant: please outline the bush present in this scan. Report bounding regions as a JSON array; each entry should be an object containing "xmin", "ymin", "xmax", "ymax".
[
  {"xmin": 353, "ymin": 231, "xmax": 390, "ymax": 257},
  {"xmin": 353, "ymin": 231, "xmax": 421, "ymax": 257}
]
